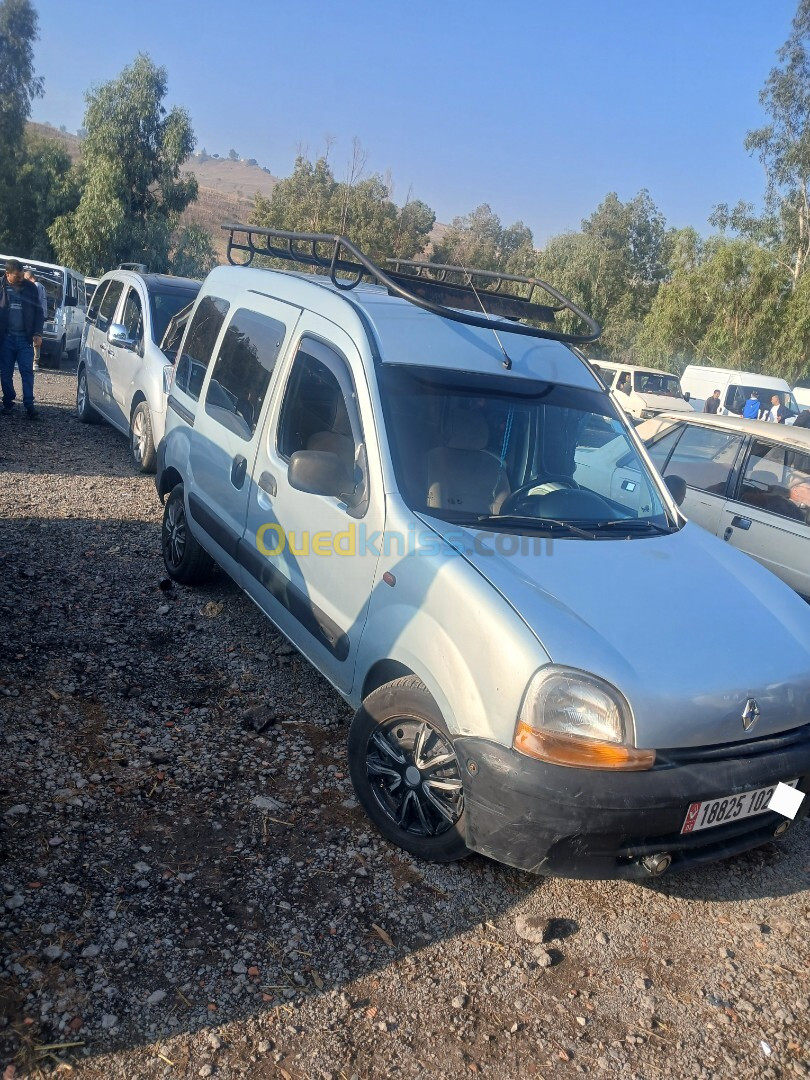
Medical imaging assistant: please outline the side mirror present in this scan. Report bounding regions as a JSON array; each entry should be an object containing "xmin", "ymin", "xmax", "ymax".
[
  {"xmin": 664, "ymin": 474, "xmax": 687, "ymax": 507},
  {"xmin": 288, "ymin": 450, "xmax": 352, "ymax": 499},
  {"xmin": 683, "ymin": 391, "xmax": 690, "ymax": 402},
  {"xmin": 108, "ymin": 323, "xmax": 137, "ymax": 350}
]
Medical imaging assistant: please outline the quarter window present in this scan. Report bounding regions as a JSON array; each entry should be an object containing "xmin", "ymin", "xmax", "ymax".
[
  {"xmin": 645, "ymin": 424, "xmax": 684, "ymax": 471},
  {"xmin": 204, "ymin": 308, "xmax": 286, "ymax": 440},
  {"xmin": 96, "ymin": 280, "xmax": 124, "ymax": 333},
  {"xmin": 739, "ymin": 441, "xmax": 810, "ymax": 526},
  {"xmin": 174, "ymin": 296, "xmax": 229, "ymax": 401},
  {"xmin": 121, "ymin": 288, "xmax": 143, "ymax": 345},
  {"xmin": 663, "ymin": 425, "xmax": 744, "ymax": 495}
]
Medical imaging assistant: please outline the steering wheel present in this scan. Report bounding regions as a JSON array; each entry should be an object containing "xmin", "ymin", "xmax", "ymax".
[{"xmin": 500, "ymin": 475, "xmax": 579, "ymax": 516}]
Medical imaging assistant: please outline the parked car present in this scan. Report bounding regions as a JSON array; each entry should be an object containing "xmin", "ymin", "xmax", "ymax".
[
  {"xmin": 0, "ymin": 253, "xmax": 85, "ymax": 366},
  {"xmin": 638, "ymin": 411, "xmax": 810, "ymax": 599},
  {"xmin": 681, "ymin": 364, "xmax": 800, "ymax": 421},
  {"xmin": 596, "ymin": 361, "xmax": 695, "ymax": 421},
  {"xmin": 76, "ymin": 269, "xmax": 201, "ymax": 472},
  {"xmin": 155, "ymin": 227, "xmax": 810, "ymax": 880}
]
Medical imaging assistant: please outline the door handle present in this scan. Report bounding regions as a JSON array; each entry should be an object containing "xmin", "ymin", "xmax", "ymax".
[
  {"xmin": 731, "ymin": 515, "xmax": 752, "ymax": 530},
  {"xmin": 231, "ymin": 455, "xmax": 248, "ymax": 489},
  {"xmin": 258, "ymin": 471, "xmax": 277, "ymax": 497},
  {"xmin": 724, "ymin": 526, "xmax": 733, "ymax": 541}
]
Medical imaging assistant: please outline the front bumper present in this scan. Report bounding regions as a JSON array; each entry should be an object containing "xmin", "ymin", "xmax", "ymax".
[{"xmin": 454, "ymin": 728, "xmax": 810, "ymax": 879}]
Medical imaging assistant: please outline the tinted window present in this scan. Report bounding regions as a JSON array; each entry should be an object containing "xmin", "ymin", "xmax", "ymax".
[
  {"xmin": 97, "ymin": 280, "xmax": 124, "ymax": 333},
  {"xmin": 204, "ymin": 309, "xmax": 286, "ymax": 440},
  {"xmin": 87, "ymin": 282, "xmax": 107, "ymax": 320},
  {"xmin": 739, "ymin": 440, "xmax": 810, "ymax": 526},
  {"xmin": 664, "ymin": 425, "xmax": 744, "ymax": 495},
  {"xmin": 149, "ymin": 287, "xmax": 200, "ymax": 345},
  {"xmin": 174, "ymin": 296, "xmax": 229, "ymax": 401},
  {"xmin": 278, "ymin": 341, "xmax": 359, "ymax": 466},
  {"xmin": 121, "ymin": 288, "xmax": 143, "ymax": 344}
]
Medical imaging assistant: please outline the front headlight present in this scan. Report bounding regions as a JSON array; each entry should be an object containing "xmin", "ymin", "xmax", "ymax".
[{"xmin": 514, "ymin": 667, "xmax": 655, "ymax": 770}]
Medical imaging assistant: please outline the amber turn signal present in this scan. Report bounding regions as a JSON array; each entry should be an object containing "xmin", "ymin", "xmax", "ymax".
[{"xmin": 514, "ymin": 722, "xmax": 656, "ymax": 771}]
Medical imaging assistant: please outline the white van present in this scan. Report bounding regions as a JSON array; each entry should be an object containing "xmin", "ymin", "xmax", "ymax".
[
  {"xmin": 152, "ymin": 225, "xmax": 810, "ymax": 880},
  {"xmin": 0, "ymin": 254, "xmax": 86, "ymax": 367},
  {"xmin": 681, "ymin": 365, "xmax": 800, "ymax": 421},
  {"xmin": 594, "ymin": 361, "xmax": 695, "ymax": 421},
  {"xmin": 794, "ymin": 377, "xmax": 810, "ymax": 411}
]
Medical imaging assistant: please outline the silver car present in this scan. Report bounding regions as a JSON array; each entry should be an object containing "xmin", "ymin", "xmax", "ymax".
[
  {"xmin": 154, "ymin": 228, "xmax": 810, "ymax": 879},
  {"xmin": 76, "ymin": 269, "xmax": 200, "ymax": 471},
  {"xmin": 638, "ymin": 411, "xmax": 810, "ymax": 599}
]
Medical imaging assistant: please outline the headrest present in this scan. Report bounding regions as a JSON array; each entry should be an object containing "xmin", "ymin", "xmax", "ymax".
[{"xmin": 446, "ymin": 408, "xmax": 489, "ymax": 451}]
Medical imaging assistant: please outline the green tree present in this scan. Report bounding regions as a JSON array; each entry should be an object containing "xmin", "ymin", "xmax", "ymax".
[
  {"xmin": 0, "ymin": 0, "xmax": 43, "ymax": 245},
  {"xmin": 637, "ymin": 237, "xmax": 788, "ymax": 374},
  {"xmin": 49, "ymin": 54, "xmax": 198, "ymax": 275},
  {"xmin": 250, "ymin": 151, "xmax": 435, "ymax": 266},
  {"xmin": 714, "ymin": 0, "xmax": 810, "ymax": 287},
  {"xmin": 9, "ymin": 132, "xmax": 81, "ymax": 259},
  {"xmin": 430, "ymin": 203, "xmax": 534, "ymax": 273},
  {"xmin": 171, "ymin": 224, "xmax": 218, "ymax": 279}
]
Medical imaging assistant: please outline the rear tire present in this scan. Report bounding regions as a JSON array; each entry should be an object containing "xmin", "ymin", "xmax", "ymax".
[
  {"xmin": 161, "ymin": 483, "xmax": 215, "ymax": 585},
  {"xmin": 76, "ymin": 367, "xmax": 99, "ymax": 424},
  {"xmin": 130, "ymin": 400, "xmax": 156, "ymax": 473},
  {"xmin": 348, "ymin": 676, "xmax": 469, "ymax": 863}
]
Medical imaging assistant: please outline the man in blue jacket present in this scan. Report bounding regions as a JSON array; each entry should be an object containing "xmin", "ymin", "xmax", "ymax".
[
  {"xmin": 742, "ymin": 391, "xmax": 761, "ymax": 420},
  {"xmin": 0, "ymin": 259, "xmax": 45, "ymax": 418}
]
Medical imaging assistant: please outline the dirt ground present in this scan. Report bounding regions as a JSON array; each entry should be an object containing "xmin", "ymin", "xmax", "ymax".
[{"xmin": 0, "ymin": 369, "xmax": 808, "ymax": 1080}]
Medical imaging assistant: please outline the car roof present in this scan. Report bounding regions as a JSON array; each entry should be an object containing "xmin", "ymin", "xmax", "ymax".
[
  {"xmin": 202, "ymin": 265, "xmax": 602, "ymax": 391},
  {"xmin": 101, "ymin": 269, "xmax": 201, "ymax": 293},
  {"xmin": 643, "ymin": 410, "xmax": 810, "ymax": 450},
  {"xmin": 597, "ymin": 361, "xmax": 674, "ymax": 377}
]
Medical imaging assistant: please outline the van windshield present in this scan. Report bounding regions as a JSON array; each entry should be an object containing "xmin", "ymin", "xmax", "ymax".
[
  {"xmin": 634, "ymin": 372, "xmax": 682, "ymax": 396},
  {"xmin": 379, "ymin": 365, "xmax": 674, "ymax": 536}
]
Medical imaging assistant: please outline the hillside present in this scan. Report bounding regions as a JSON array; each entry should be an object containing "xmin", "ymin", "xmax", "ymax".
[{"xmin": 25, "ymin": 123, "xmax": 444, "ymax": 263}]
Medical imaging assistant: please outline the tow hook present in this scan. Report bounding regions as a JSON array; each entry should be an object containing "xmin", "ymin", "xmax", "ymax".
[{"xmin": 641, "ymin": 852, "xmax": 672, "ymax": 876}]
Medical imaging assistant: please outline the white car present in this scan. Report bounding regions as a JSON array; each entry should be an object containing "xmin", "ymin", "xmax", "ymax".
[
  {"xmin": 76, "ymin": 269, "xmax": 200, "ymax": 471},
  {"xmin": 638, "ymin": 412, "xmax": 810, "ymax": 599},
  {"xmin": 594, "ymin": 361, "xmax": 695, "ymax": 421}
]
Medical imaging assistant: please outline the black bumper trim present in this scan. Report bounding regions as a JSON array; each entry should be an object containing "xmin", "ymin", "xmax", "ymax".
[{"xmin": 454, "ymin": 736, "xmax": 810, "ymax": 879}]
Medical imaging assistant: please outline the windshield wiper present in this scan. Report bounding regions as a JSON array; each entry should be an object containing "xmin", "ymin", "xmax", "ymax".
[
  {"xmin": 475, "ymin": 514, "xmax": 597, "ymax": 540},
  {"xmin": 590, "ymin": 519, "xmax": 674, "ymax": 535}
]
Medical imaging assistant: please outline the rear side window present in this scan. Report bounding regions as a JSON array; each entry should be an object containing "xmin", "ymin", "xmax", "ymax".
[
  {"xmin": 663, "ymin": 425, "xmax": 744, "ymax": 495},
  {"xmin": 739, "ymin": 441, "xmax": 810, "ymax": 526},
  {"xmin": 204, "ymin": 308, "xmax": 286, "ymax": 440},
  {"xmin": 174, "ymin": 296, "xmax": 229, "ymax": 401},
  {"xmin": 96, "ymin": 280, "xmax": 124, "ymax": 333}
]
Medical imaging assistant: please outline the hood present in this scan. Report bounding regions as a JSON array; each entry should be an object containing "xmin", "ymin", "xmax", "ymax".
[
  {"xmin": 423, "ymin": 516, "xmax": 810, "ymax": 749},
  {"xmin": 636, "ymin": 392, "xmax": 694, "ymax": 413}
]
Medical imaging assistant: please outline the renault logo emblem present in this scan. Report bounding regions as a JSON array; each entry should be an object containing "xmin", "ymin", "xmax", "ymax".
[{"xmin": 742, "ymin": 698, "xmax": 760, "ymax": 731}]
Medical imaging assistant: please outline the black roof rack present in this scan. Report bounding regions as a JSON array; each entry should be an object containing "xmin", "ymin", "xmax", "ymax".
[{"xmin": 222, "ymin": 223, "xmax": 601, "ymax": 345}]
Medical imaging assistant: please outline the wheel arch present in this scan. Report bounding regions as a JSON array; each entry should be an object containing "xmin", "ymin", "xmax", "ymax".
[{"xmin": 158, "ymin": 466, "xmax": 184, "ymax": 501}]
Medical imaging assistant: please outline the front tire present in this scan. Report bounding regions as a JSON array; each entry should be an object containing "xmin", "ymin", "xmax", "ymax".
[
  {"xmin": 161, "ymin": 483, "xmax": 215, "ymax": 585},
  {"xmin": 76, "ymin": 367, "xmax": 99, "ymax": 424},
  {"xmin": 348, "ymin": 676, "xmax": 469, "ymax": 863},
  {"xmin": 130, "ymin": 401, "xmax": 156, "ymax": 473}
]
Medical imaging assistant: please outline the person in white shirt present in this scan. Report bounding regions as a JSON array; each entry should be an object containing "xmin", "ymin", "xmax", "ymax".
[{"xmin": 768, "ymin": 394, "xmax": 788, "ymax": 424}]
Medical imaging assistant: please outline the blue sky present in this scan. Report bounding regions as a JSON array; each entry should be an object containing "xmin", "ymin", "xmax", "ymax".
[{"xmin": 31, "ymin": 0, "xmax": 797, "ymax": 244}]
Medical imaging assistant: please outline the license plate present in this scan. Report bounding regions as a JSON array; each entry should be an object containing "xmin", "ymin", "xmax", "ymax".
[{"xmin": 681, "ymin": 780, "xmax": 799, "ymax": 834}]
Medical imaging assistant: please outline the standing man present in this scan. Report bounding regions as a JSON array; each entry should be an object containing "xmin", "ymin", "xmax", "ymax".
[
  {"xmin": 768, "ymin": 394, "xmax": 788, "ymax": 424},
  {"xmin": 0, "ymin": 259, "xmax": 44, "ymax": 418},
  {"xmin": 704, "ymin": 389, "xmax": 721, "ymax": 414},
  {"xmin": 24, "ymin": 270, "xmax": 48, "ymax": 371},
  {"xmin": 742, "ymin": 391, "xmax": 761, "ymax": 419}
]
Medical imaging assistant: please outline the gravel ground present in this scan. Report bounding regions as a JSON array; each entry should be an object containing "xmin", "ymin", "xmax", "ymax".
[{"xmin": 1, "ymin": 368, "xmax": 809, "ymax": 1080}]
